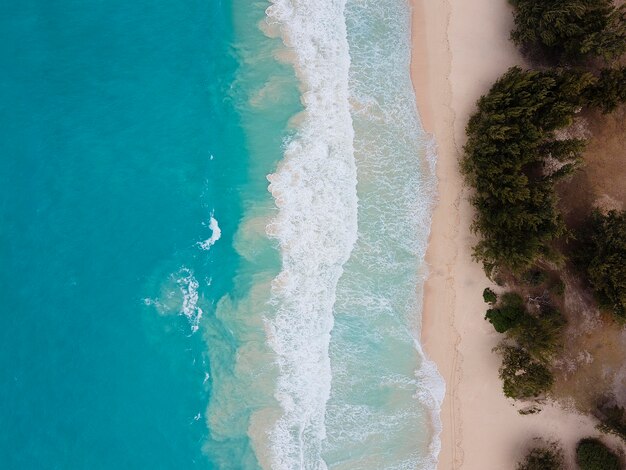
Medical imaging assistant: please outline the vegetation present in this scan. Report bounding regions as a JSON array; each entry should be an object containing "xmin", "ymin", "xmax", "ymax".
[
  {"xmin": 585, "ymin": 67, "xmax": 626, "ymax": 113},
  {"xmin": 522, "ymin": 269, "xmax": 547, "ymax": 286},
  {"xmin": 597, "ymin": 404, "xmax": 626, "ymax": 443},
  {"xmin": 485, "ymin": 293, "xmax": 525, "ymax": 333},
  {"xmin": 517, "ymin": 444, "xmax": 564, "ymax": 470},
  {"xmin": 497, "ymin": 345, "xmax": 554, "ymax": 399},
  {"xmin": 463, "ymin": 67, "xmax": 593, "ymax": 275},
  {"xmin": 509, "ymin": 0, "xmax": 626, "ymax": 62},
  {"xmin": 578, "ymin": 210, "xmax": 626, "ymax": 318},
  {"xmin": 507, "ymin": 304, "xmax": 566, "ymax": 362},
  {"xmin": 483, "ymin": 287, "xmax": 498, "ymax": 304},
  {"xmin": 576, "ymin": 438, "xmax": 621, "ymax": 470},
  {"xmin": 550, "ymin": 278, "xmax": 566, "ymax": 297}
]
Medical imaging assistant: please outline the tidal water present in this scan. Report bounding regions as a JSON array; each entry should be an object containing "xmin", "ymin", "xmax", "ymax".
[{"xmin": 0, "ymin": 0, "xmax": 442, "ymax": 468}]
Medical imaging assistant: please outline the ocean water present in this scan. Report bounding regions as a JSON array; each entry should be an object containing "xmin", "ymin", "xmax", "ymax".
[{"xmin": 0, "ymin": 0, "xmax": 442, "ymax": 468}]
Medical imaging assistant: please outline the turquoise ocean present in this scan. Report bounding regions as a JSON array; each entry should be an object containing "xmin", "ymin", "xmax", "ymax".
[{"xmin": 0, "ymin": 0, "xmax": 443, "ymax": 468}]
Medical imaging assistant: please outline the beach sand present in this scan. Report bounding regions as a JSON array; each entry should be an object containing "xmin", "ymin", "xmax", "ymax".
[{"xmin": 411, "ymin": 0, "xmax": 624, "ymax": 468}]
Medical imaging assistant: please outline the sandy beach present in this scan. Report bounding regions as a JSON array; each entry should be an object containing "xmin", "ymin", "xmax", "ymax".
[{"xmin": 412, "ymin": 0, "xmax": 624, "ymax": 468}]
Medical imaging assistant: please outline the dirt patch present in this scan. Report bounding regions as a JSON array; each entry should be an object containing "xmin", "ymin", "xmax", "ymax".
[
  {"xmin": 549, "ymin": 104, "xmax": 626, "ymax": 415},
  {"xmin": 558, "ymin": 106, "xmax": 626, "ymax": 229}
]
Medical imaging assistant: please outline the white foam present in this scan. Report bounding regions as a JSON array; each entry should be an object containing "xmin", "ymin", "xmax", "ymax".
[
  {"xmin": 177, "ymin": 268, "xmax": 203, "ymax": 333},
  {"xmin": 198, "ymin": 214, "xmax": 222, "ymax": 251},
  {"xmin": 318, "ymin": 0, "xmax": 445, "ymax": 466},
  {"xmin": 256, "ymin": 0, "xmax": 358, "ymax": 467}
]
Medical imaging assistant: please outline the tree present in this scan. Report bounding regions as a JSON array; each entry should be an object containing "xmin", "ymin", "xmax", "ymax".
[
  {"xmin": 509, "ymin": 0, "xmax": 626, "ymax": 62},
  {"xmin": 517, "ymin": 445, "xmax": 564, "ymax": 470},
  {"xmin": 578, "ymin": 210, "xmax": 626, "ymax": 318},
  {"xmin": 483, "ymin": 287, "xmax": 498, "ymax": 304},
  {"xmin": 597, "ymin": 404, "xmax": 626, "ymax": 443},
  {"xmin": 576, "ymin": 438, "xmax": 621, "ymax": 470},
  {"xmin": 463, "ymin": 67, "xmax": 593, "ymax": 275},
  {"xmin": 497, "ymin": 345, "xmax": 554, "ymax": 399},
  {"xmin": 507, "ymin": 304, "xmax": 566, "ymax": 362},
  {"xmin": 485, "ymin": 292, "xmax": 525, "ymax": 333},
  {"xmin": 585, "ymin": 67, "xmax": 626, "ymax": 113}
]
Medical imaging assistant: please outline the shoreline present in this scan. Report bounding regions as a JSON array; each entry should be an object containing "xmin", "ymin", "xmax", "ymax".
[{"xmin": 410, "ymin": 0, "xmax": 622, "ymax": 468}]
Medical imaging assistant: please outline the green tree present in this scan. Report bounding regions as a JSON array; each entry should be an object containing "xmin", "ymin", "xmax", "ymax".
[
  {"xmin": 507, "ymin": 304, "xmax": 566, "ymax": 362},
  {"xmin": 576, "ymin": 438, "xmax": 621, "ymax": 470},
  {"xmin": 517, "ymin": 445, "xmax": 564, "ymax": 470},
  {"xmin": 585, "ymin": 67, "xmax": 626, "ymax": 113},
  {"xmin": 597, "ymin": 404, "xmax": 626, "ymax": 442},
  {"xmin": 578, "ymin": 210, "xmax": 626, "ymax": 318},
  {"xmin": 483, "ymin": 287, "xmax": 498, "ymax": 304},
  {"xmin": 463, "ymin": 67, "xmax": 593, "ymax": 275},
  {"xmin": 497, "ymin": 345, "xmax": 554, "ymax": 399},
  {"xmin": 485, "ymin": 292, "xmax": 525, "ymax": 333},
  {"xmin": 509, "ymin": 0, "xmax": 626, "ymax": 62}
]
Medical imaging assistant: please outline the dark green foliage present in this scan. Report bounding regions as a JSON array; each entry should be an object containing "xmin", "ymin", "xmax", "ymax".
[
  {"xmin": 498, "ymin": 345, "xmax": 554, "ymax": 399},
  {"xmin": 597, "ymin": 405, "xmax": 626, "ymax": 443},
  {"xmin": 517, "ymin": 445, "xmax": 564, "ymax": 470},
  {"xmin": 578, "ymin": 210, "xmax": 626, "ymax": 318},
  {"xmin": 509, "ymin": 0, "xmax": 626, "ymax": 62},
  {"xmin": 550, "ymin": 279, "xmax": 566, "ymax": 297},
  {"xmin": 483, "ymin": 287, "xmax": 498, "ymax": 304},
  {"xmin": 507, "ymin": 304, "xmax": 566, "ymax": 362},
  {"xmin": 585, "ymin": 67, "xmax": 626, "ymax": 113},
  {"xmin": 522, "ymin": 269, "xmax": 548, "ymax": 286},
  {"xmin": 485, "ymin": 293, "xmax": 525, "ymax": 333},
  {"xmin": 463, "ymin": 67, "xmax": 593, "ymax": 275},
  {"xmin": 576, "ymin": 438, "xmax": 621, "ymax": 470}
]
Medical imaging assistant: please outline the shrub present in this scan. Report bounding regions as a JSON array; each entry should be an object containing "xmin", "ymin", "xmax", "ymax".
[
  {"xmin": 576, "ymin": 438, "xmax": 621, "ymax": 470},
  {"xmin": 522, "ymin": 269, "xmax": 548, "ymax": 286},
  {"xmin": 483, "ymin": 287, "xmax": 498, "ymax": 304},
  {"xmin": 485, "ymin": 293, "xmax": 525, "ymax": 333},
  {"xmin": 509, "ymin": 0, "xmax": 626, "ymax": 62},
  {"xmin": 597, "ymin": 404, "xmax": 626, "ymax": 443},
  {"xmin": 517, "ymin": 445, "xmax": 563, "ymax": 470},
  {"xmin": 463, "ymin": 67, "xmax": 594, "ymax": 275},
  {"xmin": 498, "ymin": 345, "xmax": 554, "ymax": 399},
  {"xmin": 550, "ymin": 279, "xmax": 566, "ymax": 297},
  {"xmin": 507, "ymin": 304, "xmax": 566, "ymax": 362},
  {"xmin": 578, "ymin": 210, "xmax": 626, "ymax": 318},
  {"xmin": 585, "ymin": 67, "xmax": 626, "ymax": 113}
]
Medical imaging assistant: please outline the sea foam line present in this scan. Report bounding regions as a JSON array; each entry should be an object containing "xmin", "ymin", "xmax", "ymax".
[{"xmin": 259, "ymin": 0, "xmax": 358, "ymax": 467}]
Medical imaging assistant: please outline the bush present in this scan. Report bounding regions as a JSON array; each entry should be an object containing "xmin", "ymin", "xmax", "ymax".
[
  {"xmin": 507, "ymin": 304, "xmax": 566, "ymax": 362},
  {"xmin": 550, "ymin": 279, "xmax": 566, "ymax": 297},
  {"xmin": 522, "ymin": 269, "xmax": 548, "ymax": 286},
  {"xmin": 585, "ymin": 67, "xmax": 626, "ymax": 113},
  {"xmin": 578, "ymin": 210, "xmax": 626, "ymax": 318},
  {"xmin": 463, "ymin": 67, "xmax": 594, "ymax": 275},
  {"xmin": 485, "ymin": 293, "xmax": 525, "ymax": 333},
  {"xmin": 517, "ymin": 445, "xmax": 563, "ymax": 470},
  {"xmin": 483, "ymin": 287, "xmax": 498, "ymax": 304},
  {"xmin": 509, "ymin": 0, "xmax": 626, "ymax": 62},
  {"xmin": 576, "ymin": 438, "xmax": 621, "ymax": 470},
  {"xmin": 597, "ymin": 404, "xmax": 626, "ymax": 443},
  {"xmin": 498, "ymin": 345, "xmax": 554, "ymax": 399}
]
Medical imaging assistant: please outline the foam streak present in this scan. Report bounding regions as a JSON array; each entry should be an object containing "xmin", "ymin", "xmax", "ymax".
[{"xmin": 261, "ymin": 0, "xmax": 358, "ymax": 467}]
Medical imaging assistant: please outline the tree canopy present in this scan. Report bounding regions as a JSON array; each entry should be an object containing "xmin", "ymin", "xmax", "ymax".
[
  {"xmin": 463, "ymin": 67, "xmax": 593, "ymax": 275},
  {"xmin": 509, "ymin": 0, "xmax": 626, "ymax": 62},
  {"xmin": 498, "ymin": 345, "xmax": 554, "ymax": 399},
  {"xmin": 578, "ymin": 210, "xmax": 626, "ymax": 318},
  {"xmin": 517, "ymin": 445, "xmax": 564, "ymax": 470},
  {"xmin": 576, "ymin": 438, "xmax": 621, "ymax": 470},
  {"xmin": 485, "ymin": 292, "xmax": 525, "ymax": 333},
  {"xmin": 585, "ymin": 67, "xmax": 626, "ymax": 113}
]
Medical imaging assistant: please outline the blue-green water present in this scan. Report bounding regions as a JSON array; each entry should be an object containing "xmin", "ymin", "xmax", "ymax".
[
  {"xmin": 0, "ymin": 0, "xmax": 443, "ymax": 468},
  {"xmin": 0, "ymin": 0, "xmax": 248, "ymax": 467}
]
